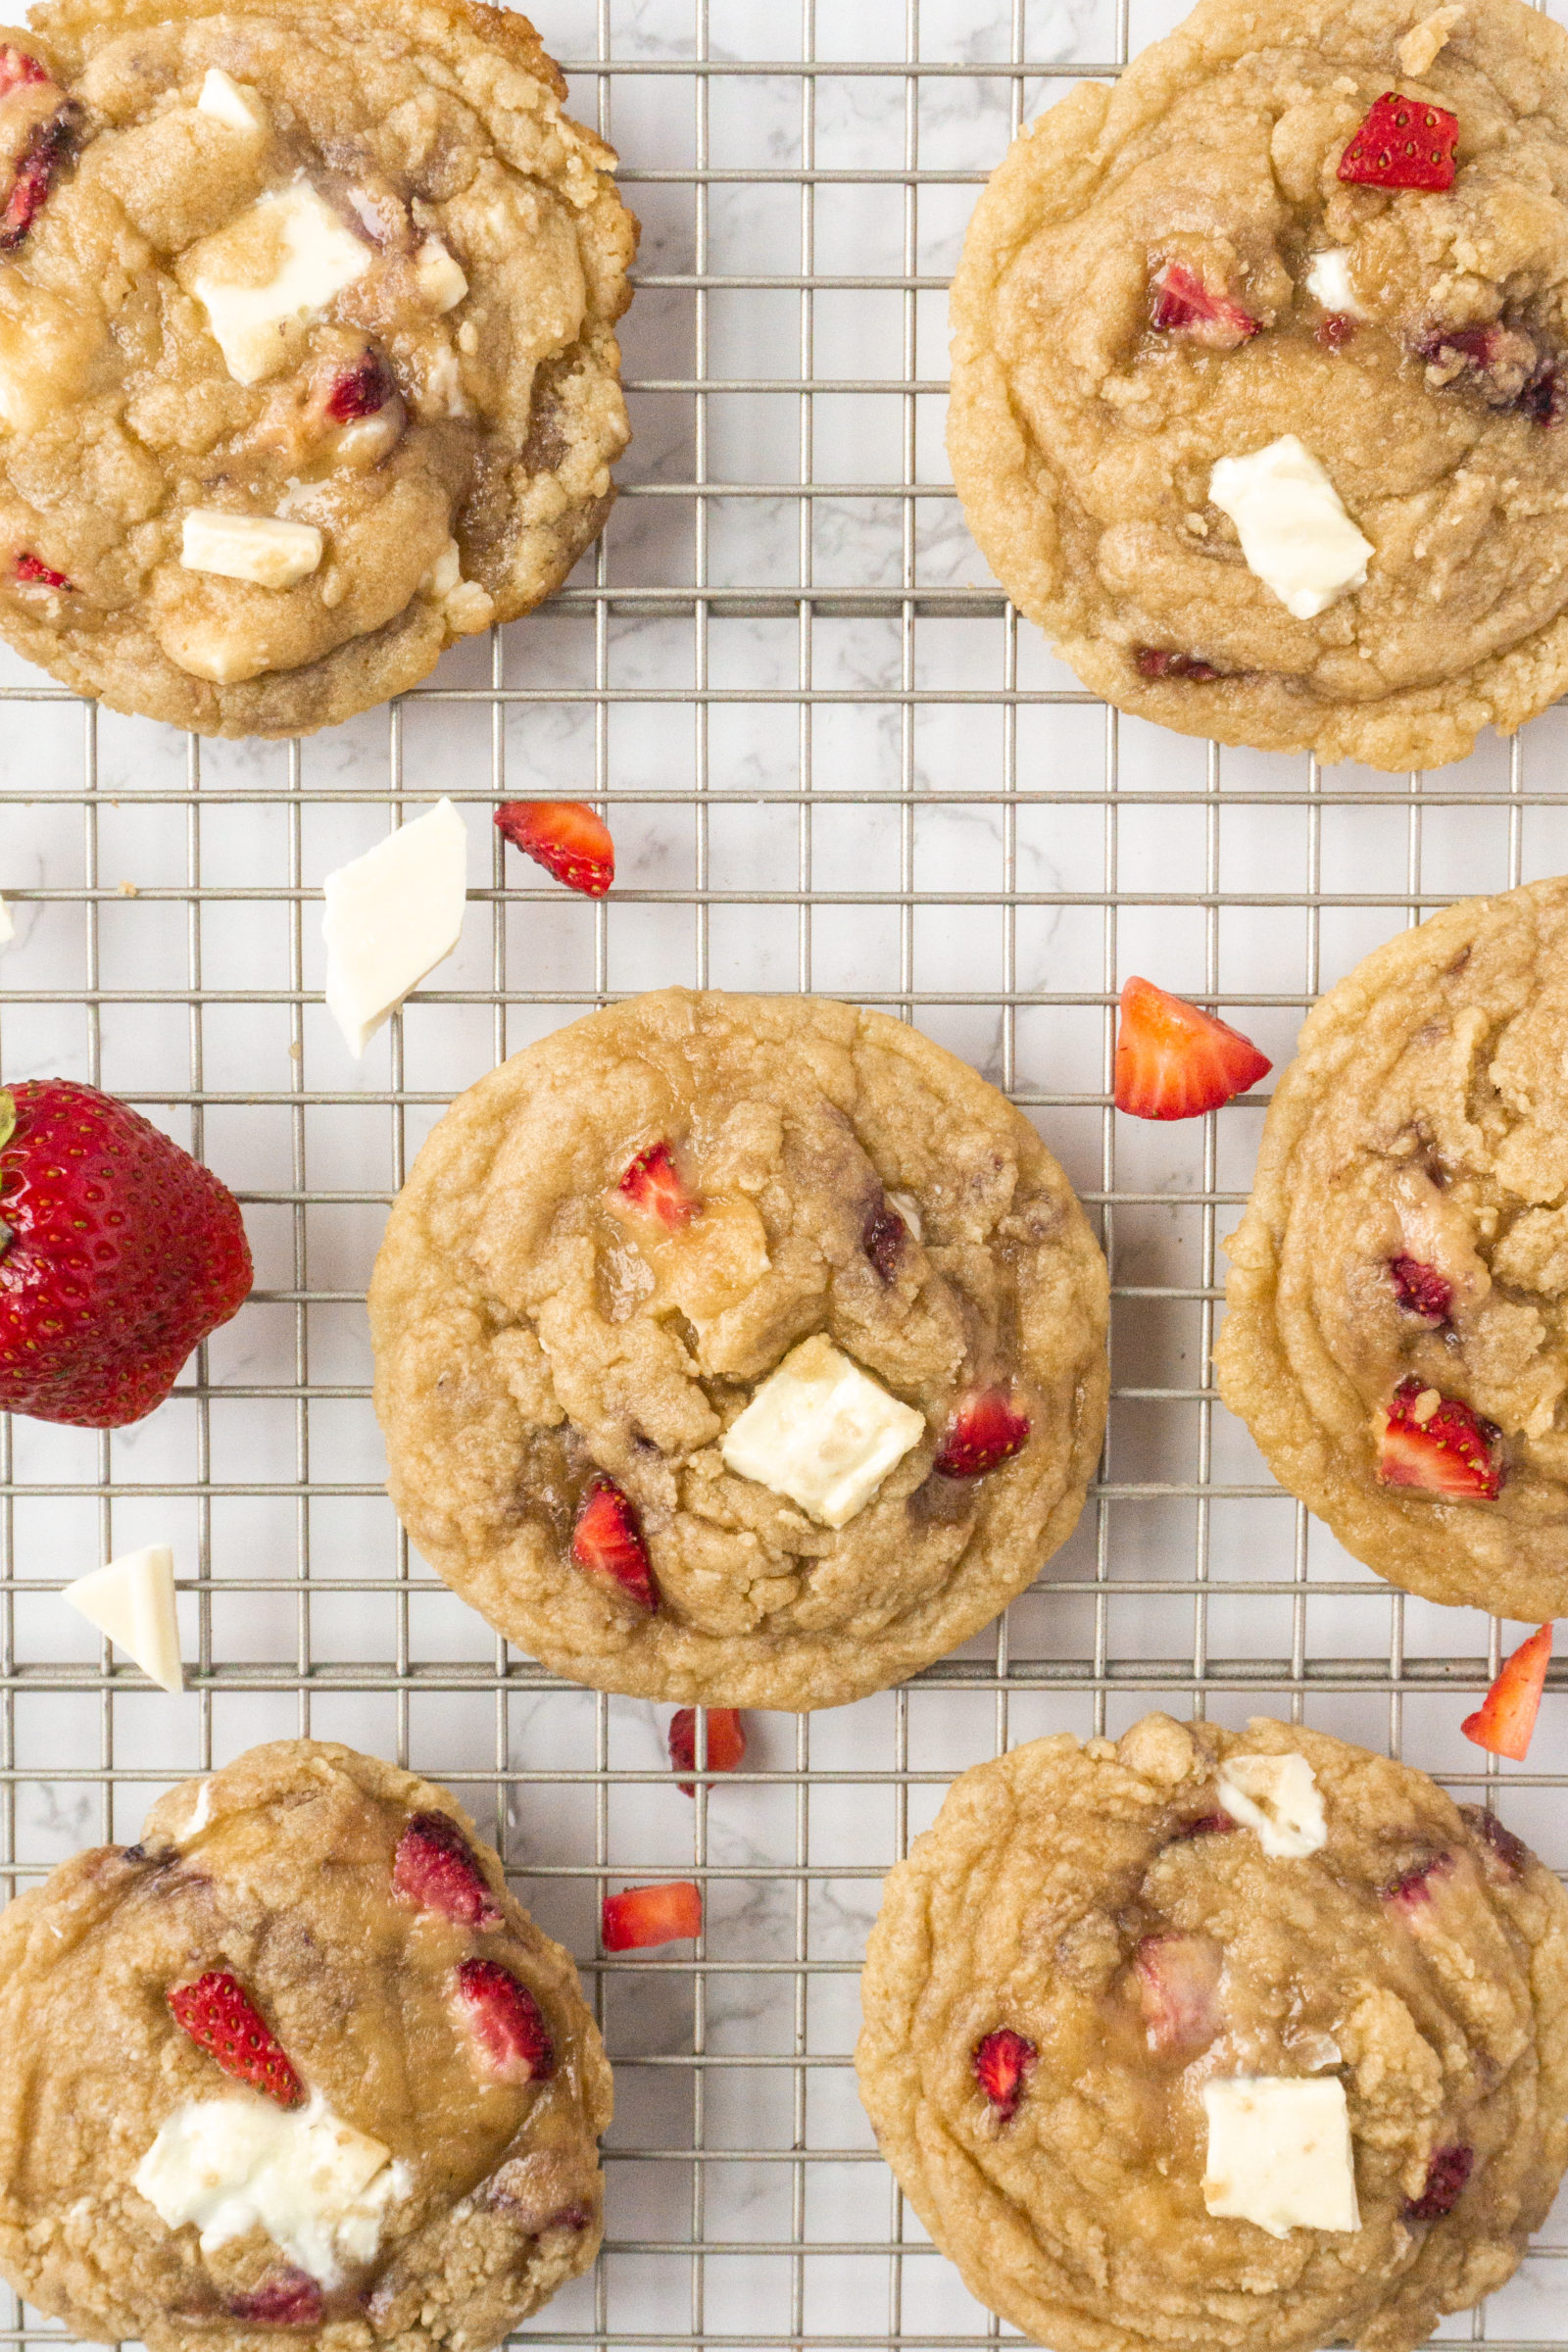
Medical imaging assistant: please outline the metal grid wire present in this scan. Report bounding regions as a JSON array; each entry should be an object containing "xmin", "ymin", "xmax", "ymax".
[{"xmin": 3, "ymin": 0, "xmax": 1568, "ymax": 2346}]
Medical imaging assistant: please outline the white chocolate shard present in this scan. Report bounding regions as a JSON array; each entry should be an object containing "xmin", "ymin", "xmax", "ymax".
[
  {"xmin": 720, "ymin": 1334, "xmax": 925, "ymax": 1529},
  {"xmin": 197, "ymin": 69, "xmax": 269, "ymax": 136},
  {"xmin": 1202, "ymin": 2077, "xmax": 1360, "ymax": 2238},
  {"xmin": 1208, "ymin": 435, "xmax": 1372, "ymax": 620},
  {"xmin": 181, "ymin": 509, "xmax": 323, "ymax": 589},
  {"xmin": 321, "ymin": 800, "xmax": 468, "ymax": 1056},
  {"xmin": 1217, "ymin": 1750, "xmax": 1328, "ymax": 1858},
  {"xmin": 190, "ymin": 181, "xmax": 370, "ymax": 385},
  {"xmin": 64, "ymin": 1545, "xmax": 183, "ymax": 1692}
]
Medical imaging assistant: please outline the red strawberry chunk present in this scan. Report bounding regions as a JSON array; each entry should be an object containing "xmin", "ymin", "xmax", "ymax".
[
  {"xmin": 225, "ymin": 2273, "xmax": 322, "ymax": 2327},
  {"xmin": 1167, "ymin": 1810, "xmax": 1237, "ymax": 1841},
  {"xmin": 1390, "ymin": 1254, "xmax": 1452, "ymax": 1322},
  {"xmin": 934, "ymin": 1387, "xmax": 1031, "ymax": 1479},
  {"xmin": 862, "ymin": 1200, "xmax": 906, "ymax": 1279},
  {"xmin": 668, "ymin": 1706, "xmax": 747, "ymax": 1795},
  {"xmin": 1135, "ymin": 647, "xmax": 1219, "ymax": 681},
  {"xmin": 1113, "ymin": 977, "xmax": 1271, "ymax": 1120},
  {"xmin": 1403, "ymin": 2142, "xmax": 1473, "ymax": 2222},
  {"xmin": 1318, "ymin": 314, "xmax": 1358, "ymax": 349},
  {"xmin": 1462, "ymin": 1622, "xmax": 1553, "ymax": 1761},
  {"xmin": 972, "ymin": 2027, "xmax": 1036, "ymax": 2122},
  {"xmin": 612, "ymin": 1138, "xmax": 700, "ymax": 1230},
  {"xmin": 393, "ymin": 1809, "xmax": 502, "ymax": 1929},
  {"xmin": 1150, "ymin": 261, "xmax": 1259, "ymax": 351},
  {"xmin": 1377, "ymin": 1376, "xmax": 1502, "ymax": 1500},
  {"xmin": 167, "ymin": 1971, "xmax": 304, "ymax": 2108},
  {"xmin": 571, "ymin": 1477, "xmax": 659, "ymax": 1613},
  {"xmin": 1461, "ymin": 1803, "xmax": 1531, "ymax": 1879},
  {"xmin": 495, "ymin": 800, "xmax": 614, "ymax": 898},
  {"xmin": 324, "ymin": 351, "xmax": 397, "ymax": 422},
  {"xmin": 1339, "ymin": 91, "xmax": 1458, "ymax": 190},
  {"xmin": 1382, "ymin": 1850, "xmax": 1456, "ymax": 1912},
  {"xmin": 452, "ymin": 1956, "xmax": 554, "ymax": 2084},
  {"xmin": 1133, "ymin": 1932, "xmax": 1222, "ymax": 2055},
  {"xmin": 602, "ymin": 1880, "xmax": 703, "ymax": 1950},
  {"xmin": 0, "ymin": 44, "xmax": 48, "ymax": 95},
  {"xmin": 0, "ymin": 112, "xmax": 74, "ymax": 252},
  {"xmin": 15, "ymin": 552, "xmax": 71, "ymax": 590}
]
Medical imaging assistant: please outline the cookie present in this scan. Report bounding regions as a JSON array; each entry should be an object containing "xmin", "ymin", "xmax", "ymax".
[
  {"xmin": 0, "ymin": 0, "xmax": 635, "ymax": 736},
  {"xmin": 0, "ymin": 1740, "xmax": 611, "ymax": 2352},
  {"xmin": 1217, "ymin": 873, "xmax": 1568, "ymax": 1621},
  {"xmin": 368, "ymin": 988, "xmax": 1109, "ymax": 1710},
  {"xmin": 948, "ymin": 0, "xmax": 1568, "ymax": 773},
  {"xmin": 856, "ymin": 1713, "xmax": 1568, "ymax": 2352}
]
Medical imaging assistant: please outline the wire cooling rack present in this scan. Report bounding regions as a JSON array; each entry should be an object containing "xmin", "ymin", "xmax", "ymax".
[{"xmin": 4, "ymin": 0, "xmax": 1568, "ymax": 2346}]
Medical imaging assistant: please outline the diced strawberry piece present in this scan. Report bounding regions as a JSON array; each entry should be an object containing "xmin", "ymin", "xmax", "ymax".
[
  {"xmin": 1133, "ymin": 1932, "xmax": 1223, "ymax": 2055},
  {"xmin": 971, "ymin": 2026, "xmax": 1036, "ymax": 2122},
  {"xmin": 1390, "ymin": 1254, "xmax": 1451, "ymax": 1322},
  {"xmin": 225, "ymin": 2273, "xmax": 322, "ymax": 2327},
  {"xmin": 15, "ymin": 552, "xmax": 71, "ymax": 590},
  {"xmin": 1403, "ymin": 2142, "xmax": 1473, "ymax": 2221},
  {"xmin": 167, "ymin": 1970, "xmax": 304, "ymax": 2108},
  {"xmin": 451, "ymin": 1956, "xmax": 554, "ymax": 2084},
  {"xmin": 1462, "ymin": 1623, "xmax": 1553, "ymax": 1761},
  {"xmin": 571, "ymin": 1476, "xmax": 659, "ymax": 1613},
  {"xmin": 862, "ymin": 1200, "xmax": 906, "ymax": 1279},
  {"xmin": 1377, "ymin": 1376, "xmax": 1502, "ymax": 1500},
  {"xmin": 324, "ymin": 351, "xmax": 397, "ymax": 422},
  {"xmin": 668, "ymin": 1706, "xmax": 747, "ymax": 1796},
  {"xmin": 1317, "ymin": 314, "xmax": 1358, "ymax": 349},
  {"xmin": 1460, "ymin": 1803, "xmax": 1531, "ymax": 1878},
  {"xmin": 1135, "ymin": 647, "xmax": 1219, "ymax": 681},
  {"xmin": 494, "ymin": 800, "xmax": 614, "ymax": 898},
  {"xmin": 1382, "ymin": 1850, "xmax": 1455, "ymax": 1911},
  {"xmin": 934, "ymin": 1387, "xmax": 1031, "ymax": 1479},
  {"xmin": 1167, "ymin": 1810, "xmax": 1237, "ymax": 1841},
  {"xmin": 1114, "ymin": 976, "xmax": 1271, "ymax": 1120},
  {"xmin": 1338, "ymin": 91, "xmax": 1458, "ymax": 190},
  {"xmin": 612, "ymin": 1139, "xmax": 700, "ymax": 1230},
  {"xmin": 1150, "ymin": 261, "xmax": 1259, "ymax": 350},
  {"xmin": 602, "ymin": 1880, "xmax": 703, "ymax": 1950},
  {"xmin": 0, "ymin": 113, "xmax": 74, "ymax": 252},
  {"xmin": 0, "ymin": 44, "xmax": 48, "ymax": 95},
  {"xmin": 392, "ymin": 1809, "xmax": 502, "ymax": 1929}
]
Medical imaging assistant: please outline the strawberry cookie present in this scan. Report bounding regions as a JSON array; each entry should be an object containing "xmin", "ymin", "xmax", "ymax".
[
  {"xmin": 857, "ymin": 1713, "xmax": 1568, "ymax": 2352},
  {"xmin": 1219, "ymin": 872, "xmax": 1568, "ymax": 1620},
  {"xmin": 0, "ymin": 1740, "xmax": 610, "ymax": 2352},
  {"xmin": 368, "ymin": 988, "xmax": 1108, "ymax": 1709},
  {"xmin": 0, "ymin": 0, "xmax": 634, "ymax": 736},
  {"xmin": 950, "ymin": 0, "xmax": 1568, "ymax": 771}
]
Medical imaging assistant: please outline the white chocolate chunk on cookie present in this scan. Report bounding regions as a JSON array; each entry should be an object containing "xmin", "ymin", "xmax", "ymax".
[
  {"xmin": 181, "ymin": 509, "xmax": 323, "ymax": 589},
  {"xmin": 189, "ymin": 180, "xmax": 371, "ymax": 385},
  {"xmin": 1208, "ymin": 437, "xmax": 1372, "ymax": 619},
  {"xmin": 1202, "ymin": 2077, "xmax": 1360, "ymax": 2237},
  {"xmin": 64, "ymin": 1544, "xmax": 183, "ymax": 1693},
  {"xmin": 322, "ymin": 800, "xmax": 468, "ymax": 1056},
  {"xmin": 196, "ymin": 68, "xmax": 269, "ymax": 136},
  {"xmin": 1217, "ymin": 1750, "xmax": 1327, "ymax": 1857},
  {"xmin": 414, "ymin": 237, "xmax": 468, "ymax": 313},
  {"xmin": 720, "ymin": 1334, "xmax": 925, "ymax": 1529},
  {"xmin": 1305, "ymin": 249, "xmax": 1367, "ymax": 318}
]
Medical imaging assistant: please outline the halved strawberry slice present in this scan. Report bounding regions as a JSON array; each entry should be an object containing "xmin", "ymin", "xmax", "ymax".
[
  {"xmin": 1134, "ymin": 1932, "xmax": 1223, "ymax": 2054},
  {"xmin": 668, "ymin": 1706, "xmax": 747, "ymax": 1795},
  {"xmin": 1462, "ymin": 1623, "xmax": 1553, "ymax": 1761},
  {"xmin": 393, "ymin": 1809, "xmax": 503, "ymax": 1929},
  {"xmin": 168, "ymin": 1970, "xmax": 304, "ymax": 2108},
  {"xmin": 972, "ymin": 2027, "xmax": 1035, "ymax": 2122},
  {"xmin": 1403, "ymin": 2143, "xmax": 1473, "ymax": 2222},
  {"xmin": 1376, "ymin": 1376, "xmax": 1502, "ymax": 1499},
  {"xmin": 495, "ymin": 800, "xmax": 614, "ymax": 898},
  {"xmin": 602, "ymin": 1880, "xmax": 703, "ymax": 1950},
  {"xmin": 612, "ymin": 1138, "xmax": 700, "ymax": 1229},
  {"xmin": 1390, "ymin": 1254, "xmax": 1451, "ymax": 1322},
  {"xmin": 571, "ymin": 1476, "xmax": 659, "ymax": 1613},
  {"xmin": 1339, "ymin": 91, "xmax": 1458, "ymax": 190},
  {"xmin": 1113, "ymin": 977, "xmax": 1271, "ymax": 1119},
  {"xmin": 15, "ymin": 552, "xmax": 70, "ymax": 590},
  {"xmin": 1150, "ymin": 261, "xmax": 1259, "ymax": 351},
  {"xmin": 225, "ymin": 2273, "xmax": 322, "ymax": 2327},
  {"xmin": 451, "ymin": 1956, "xmax": 554, "ymax": 2083},
  {"xmin": 934, "ymin": 1387, "xmax": 1030, "ymax": 1478}
]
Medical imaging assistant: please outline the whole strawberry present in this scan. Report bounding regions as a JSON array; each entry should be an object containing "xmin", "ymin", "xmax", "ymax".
[{"xmin": 0, "ymin": 1080, "xmax": 252, "ymax": 1426}]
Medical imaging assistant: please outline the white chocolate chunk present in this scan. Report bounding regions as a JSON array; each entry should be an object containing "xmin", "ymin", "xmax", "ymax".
[
  {"xmin": 134, "ymin": 2092, "xmax": 409, "ymax": 2285},
  {"xmin": 322, "ymin": 799, "xmax": 468, "ymax": 1056},
  {"xmin": 1202, "ymin": 2077, "xmax": 1359, "ymax": 2238},
  {"xmin": 181, "ymin": 508, "xmax": 323, "ymax": 590},
  {"xmin": 1207, "ymin": 435, "xmax": 1372, "ymax": 619},
  {"xmin": 887, "ymin": 1190, "xmax": 923, "ymax": 1241},
  {"xmin": 720, "ymin": 1334, "xmax": 925, "ymax": 1529},
  {"xmin": 196, "ymin": 68, "xmax": 269, "ymax": 136},
  {"xmin": 1217, "ymin": 1750, "xmax": 1328, "ymax": 1858},
  {"xmin": 414, "ymin": 237, "xmax": 468, "ymax": 314},
  {"xmin": 444, "ymin": 578, "xmax": 495, "ymax": 634},
  {"xmin": 421, "ymin": 538, "xmax": 463, "ymax": 599},
  {"xmin": 64, "ymin": 1545, "xmax": 183, "ymax": 1693},
  {"xmin": 1304, "ymin": 249, "xmax": 1367, "ymax": 319},
  {"xmin": 190, "ymin": 181, "xmax": 370, "ymax": 386}
]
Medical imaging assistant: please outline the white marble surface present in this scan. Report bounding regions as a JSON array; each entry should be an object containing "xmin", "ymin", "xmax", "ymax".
[{"xmin": 2, "ymin": 1, "xmax": 1568, "ymax": 2346}]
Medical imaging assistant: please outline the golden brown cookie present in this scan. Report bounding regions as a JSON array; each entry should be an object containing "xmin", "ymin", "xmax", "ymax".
[
  {"xmin": 1218, "ymin": 873, "xmax": 1568, "ymax": 1620},
  {"xmin": 857, "ymin": 1714, "xmax": 1568, "ymax": 2352},
  {"xmin": 0, "ymin": 0, "xmax": 635, "ymax": 735},
  {"xmin": 0, "ymin": 1740, "xmax": 611, "ymax": 2352},
  {"xmin": 949, "ymin": 0, "xmax": 1568, "ymax": 771},
  {"xmin": 368, "ymin": 988, "xmax": 1109, "ymax": 1710}
]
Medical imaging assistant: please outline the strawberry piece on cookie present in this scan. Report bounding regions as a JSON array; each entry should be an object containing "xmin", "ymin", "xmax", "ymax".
[
  {"xmin": 1376, "ymin": 1378, "xmax": 1502, "ymax": 1500},
  {"xmin": 1339, "ymin": 91, "xmax": 1458, "ymax": 190},
  {"xmin": 451, "ymin": 1957, "xmax": 554, "ymax": 2084},
  {"xmin": 972, "ymin": 2027, "xmax": 1036, "ymax": 2122},
  {"xmin": 1150, "ymin": 261, "xmax": 1258, "ymax": 349},
  {"xmin": 571, "ymin": 1478, "xmax": 660, "ymax": 1613},
  {"xmin": 167, "ymin": 1971, "xmax": 304, "ymax": 2108},
  {"xmin": 933, "ymin": 1388, "xmax": 1031, "ymax": 1478},
  {"xmin": 393, "ymin": 1810, "xmax": 503, "ymax": 1929}
]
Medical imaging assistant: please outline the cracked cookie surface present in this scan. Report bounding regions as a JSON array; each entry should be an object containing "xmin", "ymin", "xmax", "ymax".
[
  {"xmin": 0, "ymin": 0, "xmax": 634, "ymax": 736},
  {"xmin": 368, "ymin": 988, "xmax": 1109, "ymax": 1710},
  {"xmin": 0, "ymin": 1740, "xmax": 610, "ymax": 2352},
  {"xmin": 1218, "ymin": 872, "xmax": 1568, "ymax": 1618},
  {"xmin": 856, "ymin": 1714, "xmax": 1568, "ymax": 2352},
  {"xmin": 949, "ymin": 0, "xmax": 1568, "ymax": 771}
]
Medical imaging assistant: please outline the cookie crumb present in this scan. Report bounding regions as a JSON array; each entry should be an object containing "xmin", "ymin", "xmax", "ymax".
[{"xmin": 1398, "ymin": 6, "xmax": 1464, "ymax": 76}]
